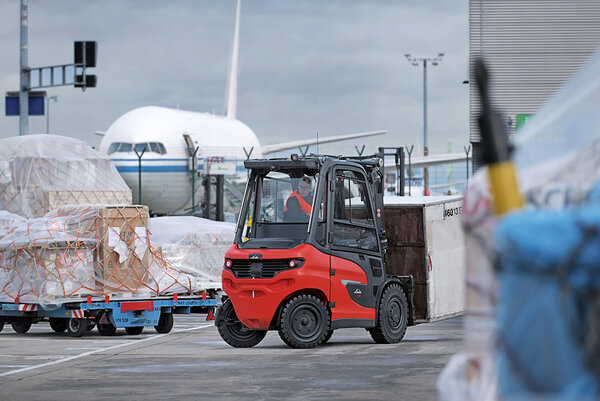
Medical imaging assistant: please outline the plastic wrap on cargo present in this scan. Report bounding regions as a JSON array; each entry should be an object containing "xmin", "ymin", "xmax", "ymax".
[
  {"xmin": 149, "ymin": 216, "xmax": 234, "ymax": 283},
  {"xmin": 0, "ymin": 205, "xmax": 207, "ymax": 304},
  {"xmin": 0, "ymin": 135, "xmax": 132, "ymax": 218},
  {"xmin": 439, "ymin": 52, "xmax": 600, "ymax": 400}
]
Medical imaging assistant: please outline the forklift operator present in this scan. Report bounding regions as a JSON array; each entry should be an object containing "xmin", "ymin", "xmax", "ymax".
[{"xmin": 284, "ymin": 176, "xmax": 313, "ymax": 221}]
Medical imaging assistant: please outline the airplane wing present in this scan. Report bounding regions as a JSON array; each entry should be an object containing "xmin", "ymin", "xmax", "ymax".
[
  {"xmin": 261, "ymin": 130, "xmax": 387, "ymax": 155},
  {"xmin": 405, "ymin": 152, "xmax": 469, "ymax": 168}
]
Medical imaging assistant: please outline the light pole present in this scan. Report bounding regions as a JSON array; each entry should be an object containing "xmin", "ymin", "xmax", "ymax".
[
  {"xmin": 405, "ymin": 52, "xmax": 444, "ymax": 195},
  {"xmin": 46, "ymin": 96, "xmax": 57, "ymax": 134}
]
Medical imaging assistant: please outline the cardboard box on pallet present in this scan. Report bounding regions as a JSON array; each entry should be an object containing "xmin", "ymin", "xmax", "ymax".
[{"xmin": 96, "ymin": 205, "xmax": 151, "ymax": 294}]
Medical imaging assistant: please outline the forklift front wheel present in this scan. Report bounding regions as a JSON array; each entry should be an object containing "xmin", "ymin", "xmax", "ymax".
[
  {"xmin": 278, "ymin": 294, "xmax": 330, "ymax": 349},
  {"xmin": 216, "ymin": 299, "xmax": 267, "ymax": 348}
]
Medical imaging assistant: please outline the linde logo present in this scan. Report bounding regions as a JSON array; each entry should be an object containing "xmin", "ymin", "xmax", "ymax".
[{"xmin": 354, "ymin": 289, "xmax": 362, "ymax": 295}]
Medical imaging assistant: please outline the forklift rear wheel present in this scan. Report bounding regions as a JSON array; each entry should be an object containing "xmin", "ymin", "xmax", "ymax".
[
  {"xmin": 49, "ymin": 318, "xmax": 68, "ymax": 333},
  {"xmin": 369, "ymin": 284, "xmax": 408, "ymax": 344},
  {"xmin": 11, "ymin": 318, "xmax": 32, "ymax": 333},
  {"xmin": 216, "ymin": 299, "xmax": 267, "ymax": 348},
  {"xmin": 67, "ymin": 318, "xmax": 88, "ymax": 337},
  {"xmin": 154, "ymin": 313, "xmax": 173, "ymax": 334},
  {"xmin": 278, "ymin": 294, "xmax": 330, "ymax": 349},
  {"xmin": 97, "ymin": 322, "xmax": 117, "ymax": 336},
  {"xmin": 125, "ymin": 326, "xmax": 144, "ymax": 335}
]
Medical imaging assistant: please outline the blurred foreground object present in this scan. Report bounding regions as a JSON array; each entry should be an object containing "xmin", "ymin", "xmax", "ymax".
[{"xmin": 438, "ymin": 56, "xmax": 600, "ymax": 400}]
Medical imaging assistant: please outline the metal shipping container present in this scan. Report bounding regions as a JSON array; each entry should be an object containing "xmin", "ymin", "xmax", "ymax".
[{"xmin": 384, "ymin": 195, "xmax": 465, "ymax": 321}]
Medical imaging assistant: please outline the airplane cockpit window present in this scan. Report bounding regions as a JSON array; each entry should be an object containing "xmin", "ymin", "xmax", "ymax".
[
  {"xmin": 150, "ymin": 142, "xmax": 160, "ymax": 153},
  {"xmin": 118, "ymin": 142, "xmax": 133, "ymax": 152},
  {"xmin": 108, "ymin": 143, "xmax": 120, "ymax": 154},
  {"xmin": 134, "ymin": 143, "xmax": 149, "ymax": 153},
  {"xmin": 149, "ymin": 142, "xmax": 167, "ymax": 155}
]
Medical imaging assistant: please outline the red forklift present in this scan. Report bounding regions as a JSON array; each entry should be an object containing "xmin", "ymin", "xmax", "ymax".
[{"xmin": 216, "ymin": 154, "xmax": 415, "ymax": 348}]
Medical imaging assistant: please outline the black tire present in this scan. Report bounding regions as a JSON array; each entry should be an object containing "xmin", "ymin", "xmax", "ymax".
[
  {"xmin": 97, "ymin": 322, "xmax": 117, "ymax": 336},
  {"xmin": 49, "ymin": 318, "xmax": 68, "ymax": 333},
  {"xmin": 322, "ymin": 329, "xmax": 334, "ymax": 344},
  {"xmin": 11, "ymin": 318, "xmax": 32, "ymax": 334},
  {"xmin": 0, "ymin": 317, "xmax": 5, "ymax": 333},
  {"xmin": 87, "ymin": 321, "xmax": 96, "ymax": 332},
  {"xmin": 216, "ymin": 299, "xmax": 266, "ymax": 348},
  {"xmin": 278, "ymin": 294, "xmax": 330, "ymax": 349},
  {"xmin": 154, "ymin": 313, "xmax": 174, "ymax": 334},
  {"xmin": 125, "ymin": 326, "xmax": 144, "ymax": 335},
  {"xmin": 67, "ymin": 318, "xmax": 88, "ymax": 337},
  {"xmin": 368, "ymin": 284, "xmax": 408, "ymax": 344}
]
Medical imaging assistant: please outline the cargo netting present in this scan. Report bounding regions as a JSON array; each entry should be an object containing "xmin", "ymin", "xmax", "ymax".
[
  {"xmin": 0, "ymin": 205, "xmax": 227, "ymax": 304},
  {"xmin": 0, "ymin": 135, "xmax": 131, "ymax": 218},
  {"xmin": 438, "ymin": 53, "xmax": 600, "ymax": 400}
]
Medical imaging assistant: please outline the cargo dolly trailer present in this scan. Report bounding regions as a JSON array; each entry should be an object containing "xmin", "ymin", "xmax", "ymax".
[{"xmin": 0, "ymin": 293, "xmax": 217, "ymax": 337}]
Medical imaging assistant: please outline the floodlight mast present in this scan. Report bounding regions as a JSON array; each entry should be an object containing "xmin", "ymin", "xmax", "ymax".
[{"xmin": 404, "ymin": 52, "xmax": 444, "ymax": 195}]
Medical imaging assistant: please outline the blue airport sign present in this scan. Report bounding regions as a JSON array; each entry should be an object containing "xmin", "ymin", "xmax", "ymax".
[{"xmin": 5, "ymin": 91, "xmax": 46, "ymax": 116}]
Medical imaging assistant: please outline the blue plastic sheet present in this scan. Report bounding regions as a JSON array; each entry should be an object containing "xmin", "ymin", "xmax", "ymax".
[{"xmin": 496, "ymin": 202, "xmax": 600, "ymax": 399}]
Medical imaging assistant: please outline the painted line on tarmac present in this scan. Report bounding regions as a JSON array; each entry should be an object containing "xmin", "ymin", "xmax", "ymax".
[{"xmin": 0, "ymin": 324, "xmax": 213, "ymax": 378}]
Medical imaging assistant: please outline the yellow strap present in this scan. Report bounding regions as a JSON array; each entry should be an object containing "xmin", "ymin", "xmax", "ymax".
[{"xmin": 488, "ymin": 161, "xmax": 524, "ymax": 215}]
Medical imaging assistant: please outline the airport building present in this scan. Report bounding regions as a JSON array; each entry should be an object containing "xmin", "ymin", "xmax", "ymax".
[{"xmin": 469, "ymin": 0, "xmax": 600, "ymax": 170}]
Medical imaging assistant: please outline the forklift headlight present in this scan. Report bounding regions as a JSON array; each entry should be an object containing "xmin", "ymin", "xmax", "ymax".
[
  {"xmin": 224, "ymin": 259, "xmax": 233, "ymax": 269},
  {"xmin": 288, "ymin": 259, "xmax": 304, "ymax": 268}
]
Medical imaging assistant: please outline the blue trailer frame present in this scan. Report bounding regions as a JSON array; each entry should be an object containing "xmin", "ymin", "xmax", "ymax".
[{"xmin": 0, "ymin": 294, "xmax": 218, "ymax": 337}]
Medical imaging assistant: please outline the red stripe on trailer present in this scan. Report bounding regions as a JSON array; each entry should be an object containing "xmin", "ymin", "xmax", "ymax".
[
  {"xmin": 105, "ymin": 295, "xmax": 110, "ymax": 303},
  {"xmin": 173, "ymin": 293, "xmax": 178, "ymax": 301},
  {"xmin": 86, "ymin": 296, "xmax": 92, "ymax": 304},
  {"xmin": 18, "ymin": 304, "xmax": 37, "ymax": 312},
  {"xmin": 202, "ymin": 292, "xmax": 207, "ymax": 301},
  {"xmin": 121, "ymin": 301, "xmax": 154, "ymax": 313},
  {"xmin": 72, "ymin": 310, "xmax": 84, "ymax": 318}
]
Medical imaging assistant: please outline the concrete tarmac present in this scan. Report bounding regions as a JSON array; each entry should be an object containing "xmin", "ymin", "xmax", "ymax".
[{"xmin": 0, "ymin": 315, "xmax": 463, "ymax": 400}]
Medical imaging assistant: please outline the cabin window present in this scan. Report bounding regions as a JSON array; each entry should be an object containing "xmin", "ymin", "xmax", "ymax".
[{"xmin": 158, "ymin": 143, "xmax": 167, "ymax": 154}]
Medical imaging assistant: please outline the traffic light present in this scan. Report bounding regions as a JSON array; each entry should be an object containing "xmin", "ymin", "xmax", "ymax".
[{"xmin": 74, "ymin": 41, "xmax": 97, "ymax": 67}]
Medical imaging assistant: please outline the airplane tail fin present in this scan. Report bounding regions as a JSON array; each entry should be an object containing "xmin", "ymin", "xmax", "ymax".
[{"xmin": 224, "ymin": 0, "xmax": 241, "ymax": 119}]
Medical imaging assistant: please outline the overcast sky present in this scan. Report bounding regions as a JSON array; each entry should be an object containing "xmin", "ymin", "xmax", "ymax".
[{"xmin": 0, "ymin": 0, "xmax": 470, "ymax": 156}]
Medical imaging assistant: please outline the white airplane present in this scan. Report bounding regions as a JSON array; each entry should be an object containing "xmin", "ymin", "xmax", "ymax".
[{"xmin": 98, "ymin": 0, "xmax": 385, "ymax": 215}]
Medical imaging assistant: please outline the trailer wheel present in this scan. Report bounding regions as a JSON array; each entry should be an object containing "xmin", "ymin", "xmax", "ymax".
[
  {"xmin": 0, "ymin": 317, "xmax": 5, "ymax": 333},
  {"xmin": 216, "ymin": 299, "xmax": 266, "ymax": 348},
  {"xmin": 49, "ymin": 318, "xmax": 68, "ymax": 333},
  {"xmin": 67, "ymin": 318, "xmax": 88, "ymax": 337},
  {"xmin": 11, "ymin": 318, "xmax": 32, "ymax": 333},
  {"xmin": 125, "ymin": 326, "xmax": 144, "ymax": 335},
  {"xmin": 278, "ymin": 294, "xmax": 330, "ymax": 349},
  {"xmin": 97, "ymin": 322, "xmax": 117, "ymax": 336},
  {"xmin": 368, "ymin": 284, "xmax": 408, "ymax": 344},
  {"xmin": 154, "ymin": 313, "xmax": 173, "ymax": 334}
]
